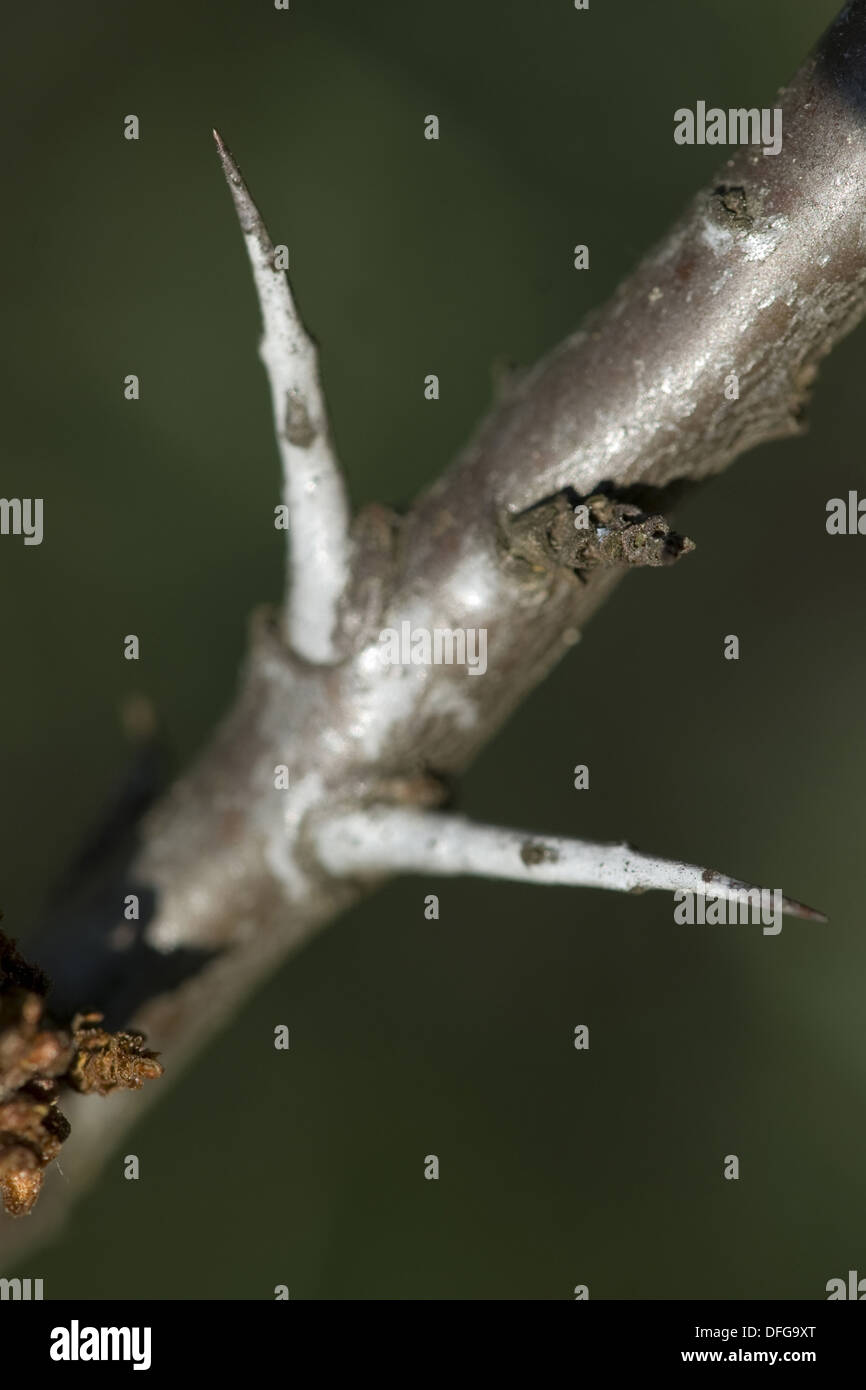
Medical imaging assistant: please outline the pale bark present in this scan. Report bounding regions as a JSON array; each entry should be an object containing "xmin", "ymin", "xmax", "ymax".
[
  {"xmin": 4, "ymin": 0, "xmax": 866, "ymax": 1267},
  {"xmin": 313, "ymin": 809, "xmax": 826, "ymax": 918},
  {"xmin": 213, "ymin": 130, "xmax": 351, "ymax": 663}
]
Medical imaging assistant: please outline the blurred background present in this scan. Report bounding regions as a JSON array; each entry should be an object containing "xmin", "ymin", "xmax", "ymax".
[{"xmin": 1, "ymin": 0, "xmax": 862, "ymax": 1298}]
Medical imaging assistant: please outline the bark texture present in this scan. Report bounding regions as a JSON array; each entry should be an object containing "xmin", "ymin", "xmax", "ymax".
[{"xmin": 4, "ymin": 0, "xmax": 866, "ymax": 1267}]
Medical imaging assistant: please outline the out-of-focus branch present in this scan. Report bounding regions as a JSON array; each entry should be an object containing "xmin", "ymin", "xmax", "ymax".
[{"xmin": 5, "ymin": 0, "xmax": 866, "ymax": 1269}]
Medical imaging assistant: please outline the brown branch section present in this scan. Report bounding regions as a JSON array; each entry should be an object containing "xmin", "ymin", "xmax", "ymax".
[{"xmin": 5, "ymin": 0, "xmax": 866, "ymax": 1263}]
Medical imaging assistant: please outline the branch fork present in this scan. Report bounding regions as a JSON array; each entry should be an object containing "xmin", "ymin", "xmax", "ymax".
[
  {"xmin": 210, "ymin": 130, "xmax": 824, "ymax": 925},
  {"xmin": 9, "ymin": 0, "xmax": 866, "ymax": 1253}
]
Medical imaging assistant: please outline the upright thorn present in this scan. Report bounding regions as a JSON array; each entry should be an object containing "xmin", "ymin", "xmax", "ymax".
[{"xmin": 213, "ymin": 130, "xmax": 351, "ymax": 664}]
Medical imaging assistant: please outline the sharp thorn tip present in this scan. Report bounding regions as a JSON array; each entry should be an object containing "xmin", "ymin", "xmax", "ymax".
[{"xmin": 781, "ymin": 897, "xmax": 828, "ymax": 922}]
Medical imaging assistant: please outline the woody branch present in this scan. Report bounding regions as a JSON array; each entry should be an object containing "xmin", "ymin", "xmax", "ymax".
[{"xmin": 4, "ymin": 0, "xmax": 866, "ymax": 1264}]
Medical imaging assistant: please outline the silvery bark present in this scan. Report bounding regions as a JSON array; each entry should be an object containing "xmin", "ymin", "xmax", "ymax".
[{"xmin": 4, "ymin": 0, "xmax": 866, "ymax": 1265}]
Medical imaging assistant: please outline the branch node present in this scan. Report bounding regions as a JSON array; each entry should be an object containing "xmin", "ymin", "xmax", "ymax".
[{"xmin": 503, "ymin": 490, "xmax": 695, "ymax": 582}]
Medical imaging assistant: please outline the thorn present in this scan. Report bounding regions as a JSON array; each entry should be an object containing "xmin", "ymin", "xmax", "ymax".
[
  {"xmin": 701, "ymin": 869, "xmax": 828, "ymax": 922},
  {"xmin": 313, "ymin": 809, "xmax": 831, "ymax": 924},
  {"xmin": 779, "ymin": 896, "xmax": 828, "ymax": 923},
  {"xmin": 212, "ymin": 130, "xmax": 251, "ymax": 208},
  {"xmin": 211, "ymin": 126, "xmax": 352, "ymax": 664}
]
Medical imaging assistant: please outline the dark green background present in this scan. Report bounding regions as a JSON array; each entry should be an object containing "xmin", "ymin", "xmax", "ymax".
[{"xmin": 2, "ymin": 0, "xmax": 862, "ymax": 1298}]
